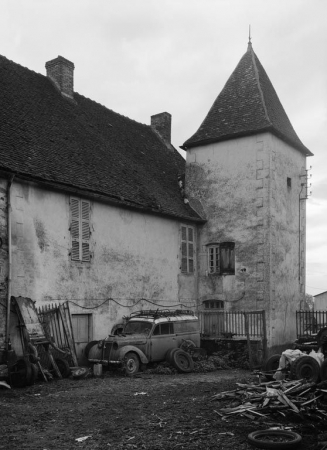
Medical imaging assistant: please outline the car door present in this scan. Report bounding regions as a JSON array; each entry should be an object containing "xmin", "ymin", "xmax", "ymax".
[{"xmin": 148, "ymin": 322, "xmax": 177, "ymax": 361}]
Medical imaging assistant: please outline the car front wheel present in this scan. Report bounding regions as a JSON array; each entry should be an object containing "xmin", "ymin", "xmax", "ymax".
[{"xmin": 124, "ymin": 352, "xmax": 140, "ymax": 376}]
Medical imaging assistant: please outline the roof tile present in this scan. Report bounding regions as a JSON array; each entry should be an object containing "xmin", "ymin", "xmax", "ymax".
[{"xmin": 0, "ymin": 55, "xmax": 202, "ymax": 221}]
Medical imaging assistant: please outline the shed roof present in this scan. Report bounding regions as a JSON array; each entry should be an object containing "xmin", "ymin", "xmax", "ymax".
[
  {"xmin": 183, "ymin": 43, "xmax": 312, "ymax": 156},
  {"xmin": 0, "ymin": 55, "xmax": 202, "ymax": 222}
]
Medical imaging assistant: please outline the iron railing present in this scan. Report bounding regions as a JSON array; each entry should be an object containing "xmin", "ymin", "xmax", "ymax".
[
  {"xmin": 198, "ymin": 310, "xmax": 266, "ymax": 340},
  {"xmin": 296, "ymin": 310, "xmax": 327, "ymax": 338}
]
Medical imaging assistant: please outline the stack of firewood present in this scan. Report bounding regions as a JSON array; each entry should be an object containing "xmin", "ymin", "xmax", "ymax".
[{"xmin": 211, "ymin": 378, "xmax": 327, "ymax": 421}]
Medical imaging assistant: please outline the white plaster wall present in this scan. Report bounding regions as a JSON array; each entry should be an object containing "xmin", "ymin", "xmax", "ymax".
[
  {"xmin": 269, "ymin": 135, "xmax": 307, "ymax": 349},
  {"xmin": 185, "ymin": 135, "xmax": 265, "ymax": 310},
  {"xmin": 9, "ymin": 180, "xmax": 196, "ymax": 340}
]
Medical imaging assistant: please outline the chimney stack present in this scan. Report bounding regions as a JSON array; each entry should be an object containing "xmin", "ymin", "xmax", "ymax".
[
  {"xmin": 151, "ymin": 112, "xmax": 171, "ymax": 146},
  {"xmin": 45, "ymin": 56, "xmax": 75, "ymax": 99}
]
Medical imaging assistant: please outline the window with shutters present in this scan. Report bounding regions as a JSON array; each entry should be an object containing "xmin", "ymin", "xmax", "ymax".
[
  {"xmin": 70, "ymin": 197, "xmax": 91, "ymax": 262},
  {"xmin": 207, "ymin": 242, "xmax": 235, "ymax": 275},
  {"xmin": 181, "ymin": 225, "xmax": 195, "ymax": 273}
]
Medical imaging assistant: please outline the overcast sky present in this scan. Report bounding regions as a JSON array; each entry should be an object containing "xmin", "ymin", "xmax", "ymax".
[{"xmin": 1, "ymin": 0, "xmax": 326, "ymax": 298}]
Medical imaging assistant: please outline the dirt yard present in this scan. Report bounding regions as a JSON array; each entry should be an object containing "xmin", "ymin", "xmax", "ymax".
[{"xmin": 0, "ymin": 368, "xmax": 325, "ymax": 450}]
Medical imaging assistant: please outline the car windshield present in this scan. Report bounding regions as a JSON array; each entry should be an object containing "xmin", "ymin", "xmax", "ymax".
[{"xmin": 124, "ymin": 321, "xmax": 152, "ymax": 335}]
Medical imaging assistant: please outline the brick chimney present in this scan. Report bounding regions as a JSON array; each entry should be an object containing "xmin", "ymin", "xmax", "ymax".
[
  {"xmin": 45, "ymin": 56, "xmax": 75, "ymax": 99},
  {"xmin": 151, "ymin": 112, "xmax": 171, "ymax": 145}
]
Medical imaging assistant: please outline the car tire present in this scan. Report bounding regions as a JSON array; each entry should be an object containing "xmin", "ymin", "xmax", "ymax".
[
  {"xmin": 179, "ymin": 340, "xmax": 196, "ymax": 353},
  {"xmin": 124, "ymin": 352, "xmax": 140, "ymax": 376},
  {"xmin": 72, "ymin": 367, "xmax": 89, "ymax": 379},
  {"xmin": 290, "ymin": 355, "xmax": 320, "ymax": 383},
  {"xmin": 171, "ymin": 349, "xmax": 194, "ymax": 373},
  {"xmin": 320, "ymin": 358, "xmax": 327, "ymax": 381},
  {"xmin": 263, "ymin": 354, "xmax": 281, "ymax": 380},
  {"xmin": 248, "ymin": 430, "xmax": 302, "ymax": 449},
  {"xmin": 317, "ymin": 327, "xmax": 327, "ymax": 347},
  {"xmin": 165, "ymin": 348, "xmax": 178, "ymax": 364}
]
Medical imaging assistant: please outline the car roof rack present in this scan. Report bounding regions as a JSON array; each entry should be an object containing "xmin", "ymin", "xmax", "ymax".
[{"xmin": 128, "ymin": 309, "xmax": 195, "ymax": 320}]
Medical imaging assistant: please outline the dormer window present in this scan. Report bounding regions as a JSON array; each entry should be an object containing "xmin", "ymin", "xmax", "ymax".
[{"xmin": 207, "ymin": 242, "xmax": 235, "ymax": 275}]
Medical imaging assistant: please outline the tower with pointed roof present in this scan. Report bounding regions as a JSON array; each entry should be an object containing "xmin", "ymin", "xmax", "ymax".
[{"xmin": 183, "ymin": 41, "xmax": 312, "ymax": 353}]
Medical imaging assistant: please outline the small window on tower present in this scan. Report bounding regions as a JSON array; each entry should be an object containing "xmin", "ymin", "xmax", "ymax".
[
  {"xmin": 287, "ymin": 177, "xmax": 292, "ymax": 188},
  {"xmin": 207, "ymin": 242, "xmax": 235, "ymax": 275}
]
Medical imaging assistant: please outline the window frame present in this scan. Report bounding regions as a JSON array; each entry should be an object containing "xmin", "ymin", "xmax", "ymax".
[
  {"xmin": 180, "ymin": 224, "xmax": 195, "ymax": 274},
  {"xmin": 206, "ymin": 242, "xmax": 235, "ymax": 275},
  {"xmin": 70, "ymin": 197, "xmax": 91, "ymax": 262},
  {"xmin": 203, "ymin": 300, "xmax": 225, "ymax": 310}
]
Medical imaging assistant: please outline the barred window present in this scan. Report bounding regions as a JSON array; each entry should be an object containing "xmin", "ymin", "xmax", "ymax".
[
  {"xmin": 203, "ymin": 300, "xmax": 224, "ymax": 309},
  {"xmin": 181, "ymin": 225, "xmax": 195, "ymax": 273},
  {"xmin": 70, "ymin": 197, "xmax": 90, "ymax": 262}
]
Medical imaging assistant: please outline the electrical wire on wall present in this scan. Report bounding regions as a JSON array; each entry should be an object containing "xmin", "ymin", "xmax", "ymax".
[{"xmin": 37, "ymin": 297, "xmax": 198, "ymax": 311}]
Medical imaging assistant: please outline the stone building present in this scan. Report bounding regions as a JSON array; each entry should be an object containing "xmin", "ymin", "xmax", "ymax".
[
  {"xmin": 0, "ymin": 41, "xmax": 312, "ymax": 359},
  {"xmin": 182, "ymin": 41, "xmax": 312, "ymax": 353}
]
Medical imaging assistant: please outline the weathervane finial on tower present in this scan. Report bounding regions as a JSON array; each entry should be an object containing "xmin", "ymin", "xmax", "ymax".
[{"xmin": 247, "ymin": 25, "xmax": 252, "ymax": 51}]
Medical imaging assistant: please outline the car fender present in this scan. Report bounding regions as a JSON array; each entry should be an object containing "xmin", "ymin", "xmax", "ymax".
[{"xmin": 116, "ymin": 346, "xmax": 148, "ymax": 364}]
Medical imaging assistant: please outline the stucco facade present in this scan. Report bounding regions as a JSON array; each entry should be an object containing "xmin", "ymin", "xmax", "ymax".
[
  {"xmin": 185, "ymin": 133, "xmax": 307, "ymax": 351},
  {"xmin": 0, "ymin": 178, "xmax": 197, "ymax": 354}
]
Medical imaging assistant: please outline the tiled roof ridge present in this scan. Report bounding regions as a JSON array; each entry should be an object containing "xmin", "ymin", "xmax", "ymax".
[
  {"xmin": 249, "ymin": 43, "xmax": 271, "ymax": 126},
  {"xmin": 0, "ymin": 54, "xmax": 154, "ymax": 132}
]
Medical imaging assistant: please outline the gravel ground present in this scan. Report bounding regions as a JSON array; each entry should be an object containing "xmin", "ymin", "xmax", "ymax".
[{"xmin": 0, "ymin": 368, "xmax": 324, "ymax": 449}]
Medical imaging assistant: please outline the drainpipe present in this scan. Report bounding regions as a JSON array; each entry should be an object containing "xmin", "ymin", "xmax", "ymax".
[{"xmin": 5, "ymin": 175, "xmax": 15, "ymax": 350}]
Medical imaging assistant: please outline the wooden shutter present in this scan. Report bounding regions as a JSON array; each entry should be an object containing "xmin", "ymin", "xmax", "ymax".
[
  {"xmin": 71, "ymin": 198, "xmax": 80, "ymax": 261},
  {"xmin": 81, "ymin": 200, "xmax": 90, "ymax": 261},
  {"xmin": 70, "ymin": 198, "xmax": 90, "ymax": 262},
  {"xmin": 181, "ymin": 226, "xmax": 188, "ymax": 273},
  {"xmin": 181, "ymin": 225, "xmax": 195, "ymax": 273},
  {"xmin": 220, "ymin": 242, "xmax": 235, "ymax": 274}
]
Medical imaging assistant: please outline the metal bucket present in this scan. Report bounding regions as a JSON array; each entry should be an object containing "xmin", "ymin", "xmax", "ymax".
[{"xmin": 93, "ymin": 363, "xmax": 103, "ymax": 377}]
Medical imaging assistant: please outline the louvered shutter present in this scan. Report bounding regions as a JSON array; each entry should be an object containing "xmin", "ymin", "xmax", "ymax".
[
  {"xmin": 71, "ymin": 198, "xmax": 80, "ymax": 261},
  {"xmin": 81, "ymin": 201, "xmax": 90, "ymax": 262},
  {"xmin": 188, "ymin": 227, "xmax": 194, "ymax": 272},
  {"xmin": 181, "ymin": 225, "xmax": 195, "ymax": 273},
  {"xmin": 181, "ymin": 226, "xmax": 188, "ymax": 273}
]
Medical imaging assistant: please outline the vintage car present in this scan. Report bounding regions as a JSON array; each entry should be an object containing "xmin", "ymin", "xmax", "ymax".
[{"xmin": 86, "ymin": 309, "xmax": 201, "ymax": 375}]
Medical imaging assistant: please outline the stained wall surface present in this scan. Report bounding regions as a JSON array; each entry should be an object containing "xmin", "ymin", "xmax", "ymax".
[
  {"xmin": 6, "ymin": 180, "xmax": 197, "ymax": 346},
  {"xmin": 185, "ymin": 132, "xmax": 307, "ymax": 351}
]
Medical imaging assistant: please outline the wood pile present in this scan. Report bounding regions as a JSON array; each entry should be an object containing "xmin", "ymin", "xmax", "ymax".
[{"xmin": 211, "ymin": 377, "xmax": 327, "ymax": 422}]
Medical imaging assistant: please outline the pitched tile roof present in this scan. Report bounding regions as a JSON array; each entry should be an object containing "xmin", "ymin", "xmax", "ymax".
[
  {"xmin": 183, "ymin": 43, "xmax": 312, "ymax": 156},
  {"xmin": 0, "ymin": 55, "xmax": 202, "ymax": 222}
]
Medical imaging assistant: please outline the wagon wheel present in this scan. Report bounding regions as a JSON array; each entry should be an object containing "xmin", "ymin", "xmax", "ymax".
[
  {"xmin": 54, "ymin": 358, "xmax": 71, "ymax": 378},
  {"xmin": 9, "ymin": 359, "xmax": 33, "ymax": 388},
  {"xmin": 171, "ymin": 349, "xmax": 194, "ymax": 373},
  {"xmin": 27, "ymin": 363, "xmax": 39, "ymax": 386},
  {"xmin": 263, "ymin": 354, "xmax": 281, "ymax": 380},
  {"xmin": 248, "ymin": 429, "xmax": 302, "ymax": 449},
  {"xmin": 290, "ymin": 355, "xmax": 320, "ymax": 383}
]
